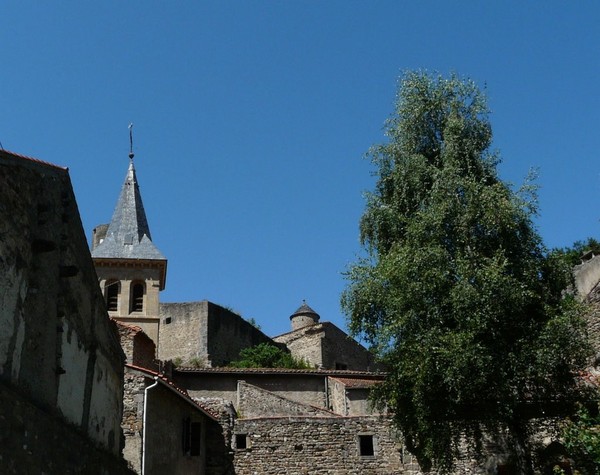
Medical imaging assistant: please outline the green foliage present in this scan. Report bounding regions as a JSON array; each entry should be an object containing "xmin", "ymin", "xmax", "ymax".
[
  {"xmin": 561, "ymin": 403, "xmax": 600, "ymax": 474},
  {"xmin": 341, "ymin": 71, "xmax": 592, "ymax": 473},
  {"xmin": 229, "ymin": 343, "xmax": 312, "ymax": 369},
  {"xmin": 551, "ymin": 237, "xmax": 600, "ymax": 268}
]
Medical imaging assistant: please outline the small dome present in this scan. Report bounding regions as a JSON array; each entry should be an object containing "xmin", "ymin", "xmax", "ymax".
[{"xmin": 289, "ymin": 301, "xmax": 320, "ymax": 321}]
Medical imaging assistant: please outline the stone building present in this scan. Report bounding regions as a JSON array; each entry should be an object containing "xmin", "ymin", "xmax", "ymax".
[
  {"xmin": 92, "ymin": 155, "xmax": 378, "ymax": 373},
  {"xmin": 274, "ymin": 301, "xmax": 380, "ymax": 371},
  {"xmin": 91, "ymin": 158, "xmax": 167, "ymax": 345},
  {"xmin": 0, "ymin": 149, "xmax": 133, "ymax": 474}
]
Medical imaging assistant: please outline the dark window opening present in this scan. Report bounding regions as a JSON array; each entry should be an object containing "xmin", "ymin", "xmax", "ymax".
[
  {"xmin": 164, "ymin": 317, "xmax": 172, "ymax": 324},
  {"xmin": 182, "ymin": 418, "xmax": 202, "ymax": 456},
  {"xmin": 359, "ymin": 435, "xmax": 374, "ymax": 457},
  {"xmin": 190, "ymin": 422, "xmax": 201, "ymax": 456},
  {"xmin": 236, "ymin": 434, "xmax": 248, "ymax": 450},
  {"xmin": 131, "ymin": 282, "xmax": 144, "ymax": 312},
  {"xmin": 336, "ymin": 362, "xmax": 348, "ymax": 370},
  {"xmin": 105, "ymin": 280, "xmax": 119, "ymax": 312}
]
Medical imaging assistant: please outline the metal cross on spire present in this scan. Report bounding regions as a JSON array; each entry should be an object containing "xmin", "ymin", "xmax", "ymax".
[{"xmin": 128, "ymin": 123, "xmax": 135, "ymax": 160}]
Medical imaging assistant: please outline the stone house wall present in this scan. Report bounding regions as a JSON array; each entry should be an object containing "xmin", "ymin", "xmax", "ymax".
[
  {"xmin": 123, "ymin": 367, "xmax": 228, "ymax": 475},
  {"xmin": 274, "ymin": 322, "xmax": 380, "ymax": 371},
  {"xmin": 175, "ymin": 370, "xmax": 331, "ymax": 409},
  {"xmin": 237, "ymin": 381, "xmax": 337, "ymax": 419},
  {"xmin": 232, "ymin": 416, "xmax": 415, "ymax": 475},
  {"xmin": 0, "ymin": 150, "xmax": 126, "ymax": 458},
  {"xmin": 159, "ymin": 301, "xmax": 273, "ymax": 366},
  {"xmin": 117, "ymin": 321, "xmax": 158, "ymax": 371},
  {"xmin": 0, "ymin": 382, "xmax": 134, "ymax": 475}
]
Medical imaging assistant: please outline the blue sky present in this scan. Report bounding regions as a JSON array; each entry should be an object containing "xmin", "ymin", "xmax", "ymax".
[{"xmin": 1, "ymin": 2, "xmax": 599, "ymax": 337}]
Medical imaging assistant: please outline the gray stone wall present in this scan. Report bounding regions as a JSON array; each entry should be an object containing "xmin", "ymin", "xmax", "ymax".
[
  {"xmin": 274, "ymin": 322, "xmax": 380, "ymax": 371},
  {"xmin": 0, "ymin": 382, "xmax": 134, "ymax": 475},
  {"xmin": 238, "ymin": 381, "xmax": 337, "ymax": 418},
  {"xmin": 158, "ymin": 302, "xmax": 207, "ymax": 363},
  {"xmin": 122, "ymin": 370, "xmax": 146, "ymax": 473},
  {"xmin": 159, "ymin": 301, "xmax": 273, "ymax": 366},
  {"xmin": 175, "ymin": 370, "xmax": 329, "ymax": 409},
  {"xmin": 233, "ymin": 416, "xmax": 415, "ymax": 475},
  {"xmin": 0, "ymin": 151, "xmax": 126, "ymax": 455}
]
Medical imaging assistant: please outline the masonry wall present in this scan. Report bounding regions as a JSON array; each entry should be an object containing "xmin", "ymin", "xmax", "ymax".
[
  {"xmin": 274, "ymin": 322, "xmax": 380, "ymax": 371},
  {"xmin": 0, "ymin": 382, "xmax": 134, "ymax": 475},
  {"xmin": 233, "ymin": 416, "xmax": 414, "ymax": 475},
  {"xmin": 159, "ymin": 301, "xmax": 274, "ymax": 366},
  {"xmin": 175, "ymin": 371, "xmax": 329, "ymax": 409},
  {"xmin": 122, "ymin": 370, "xmax": 146, "ymax": 473},
  {"xmin": 117, "ymin": 322, "xmax": 158, "ymax": 371},
  {"xmin": 237, "ymin": 381, "xmax": 336, "ymax": 419},
  {"xmin": 0, "ymin": 152, "xmax": 126, "ymax": 456}
]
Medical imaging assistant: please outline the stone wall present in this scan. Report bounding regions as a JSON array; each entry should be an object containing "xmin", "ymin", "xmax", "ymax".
[
  {"xmin": 117, "ymin": 322, "xmax": 158, "ymax": 371},
  {"xmin": 159, "ymin": 301, "xmax": 273, "ymax": 366},
  {"xmin": 274, "ymin": 322, "xmax": 380, "ymax": 371},
  {"xmin": 0, "ymin": 382, "xmax": 134, "ymax": 475},
  {"xmin": 233, "ymin": 416, "xmax": 415, "ymax": 475},
  {"xmin": 0, "ymin": 151, "xmax": 126, "ymax": 455},
  {"xmin": 237, "ymin": 381, "xmax": 337, "ymax": 419},
  {"xmin": 175, "ymin": 370, "xmax": 330, "ymax": 409}
]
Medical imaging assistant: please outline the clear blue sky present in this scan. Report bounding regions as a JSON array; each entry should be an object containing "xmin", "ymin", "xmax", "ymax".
[{"xmin": 1, "ymin": 2, "xmax": 599, "ymax": 337}]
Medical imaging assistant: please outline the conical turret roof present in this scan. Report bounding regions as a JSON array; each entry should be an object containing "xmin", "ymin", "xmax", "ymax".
[
  {"xmin": 289, "ymin": 301, "xmax": 320, "ymax": 321},
  {"xmin": 91, "ymin": 159, "xmax": 165, "ymax": 260}
]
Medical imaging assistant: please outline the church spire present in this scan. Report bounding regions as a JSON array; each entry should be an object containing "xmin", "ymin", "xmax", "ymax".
[{"xmin": 91, "ymin": 131, "xmax": 165, "ymax": 261}]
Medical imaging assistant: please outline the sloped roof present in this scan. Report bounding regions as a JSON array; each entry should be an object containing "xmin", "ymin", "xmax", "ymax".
[
  {"xmin": 91, "ymin": 159, "xmax": 165, "ymax": 260},
  {"xmin": 290, "ymin": 301, "xmax": 320, "ymax": 321}
]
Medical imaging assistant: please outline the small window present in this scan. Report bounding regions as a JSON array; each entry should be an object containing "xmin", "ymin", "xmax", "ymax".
[
  {"xmin": 164, "ymin": 317, "xmax": 172, "ymax": 324},
  {"xmin": 235, "ymin": 434, "xmax": 248, "ymax": 450},
  {"xmin": 190, "ymin": 422, "xmax": 202, "ymax": 456},
  {"xmin": 336, "ymin": 362, "xmax": 348, "ymax": 370},
  {"xmin": 182, "ymin": 418, "xmax": 202, "ymax": 456},
  {"xmin": 359, "ymin": 435, "xmax": 374, "ymax": 457},
  {"xmin": 130, "ymin": 282, "xmax": 144, "ymax": 312},
  {"xmin": 105, "ymin": 280, "xmax": 119, "ymax": 312}
]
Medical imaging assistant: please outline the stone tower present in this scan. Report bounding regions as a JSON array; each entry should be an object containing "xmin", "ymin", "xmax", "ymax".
[
  {"xmin": 290, "ymin": 301, "xmax": 320, "ymax": 331},
  {"xmin": 91, "ymin": 155, "xmax": 167, "ymax": 345}
]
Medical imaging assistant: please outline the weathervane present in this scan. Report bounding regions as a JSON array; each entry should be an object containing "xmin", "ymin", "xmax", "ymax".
[{"xmin": 128, "ymin": 123, "xmax": 135, "ymax": 160}]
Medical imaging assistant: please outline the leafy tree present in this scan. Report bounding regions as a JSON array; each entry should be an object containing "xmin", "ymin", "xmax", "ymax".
[
  {"xmin": 560, "ymin": 403, "xmax": 600, "ymax": 474},
  {"xmin": 341, "ymin": 71, "xmax": 591, "ymax": 473},
  {"xmin": 551, "ymin": 237, "xmax": 600, "ymax": 268},
  {"xmin": 229, "ymin": 343, "xmax": 311, "ymax": 369}
]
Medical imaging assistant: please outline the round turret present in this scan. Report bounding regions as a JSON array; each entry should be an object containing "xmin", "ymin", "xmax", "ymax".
[{"xmin": 290, "ymin": 301, "xmax": 320, "ymax": 331}]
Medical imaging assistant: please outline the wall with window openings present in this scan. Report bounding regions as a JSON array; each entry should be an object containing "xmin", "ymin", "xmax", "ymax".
[
  {"xmin": 232, "ymin": 416, "xmax": 412, "ymax": 475},
  {"xmin": 96, "ymin": 265, "xmax": 162, "ymax": 343}
]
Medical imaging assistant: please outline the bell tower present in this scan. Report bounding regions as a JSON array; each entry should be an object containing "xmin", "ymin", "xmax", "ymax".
[{"xmin": 91, "ymin": 129, "xmax": 166, "ymax": 345}]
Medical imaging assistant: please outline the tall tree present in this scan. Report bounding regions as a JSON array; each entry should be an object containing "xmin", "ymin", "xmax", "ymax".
[{"xmin": 341, "ymin": 71, "xmax": 591, "ymax": 473}]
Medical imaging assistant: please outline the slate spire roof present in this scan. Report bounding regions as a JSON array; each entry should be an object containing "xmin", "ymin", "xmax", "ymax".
[
  {"xmin": 290, "ymin": 301, "xmax": 320, "ymax": 321},
  {"xmin": 91, "ymin": 158, "xmax": 165, "ymax": 260}
]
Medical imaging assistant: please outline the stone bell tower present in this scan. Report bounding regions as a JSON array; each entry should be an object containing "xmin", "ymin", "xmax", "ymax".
[{"xmin": 91, "ymin": 136, "xmax": 166, "ymax": 346}]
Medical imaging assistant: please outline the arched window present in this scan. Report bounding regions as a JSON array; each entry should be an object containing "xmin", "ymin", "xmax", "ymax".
[
  {"xmin": 130, "ymin": 281, "xmax": 145, "ymax": 313},
  {"xmin": 105, "ymin": 280, "xmax": 120, "ymax": 312}
]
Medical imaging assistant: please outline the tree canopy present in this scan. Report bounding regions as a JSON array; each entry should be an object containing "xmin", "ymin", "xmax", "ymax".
[
  {"xmin": 229, "ymin": 343, "xmax": 311, "ymax": 369},
  {"xmin": 341, "ymin": 71, "xmax": 591, "ymax": 473}
]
